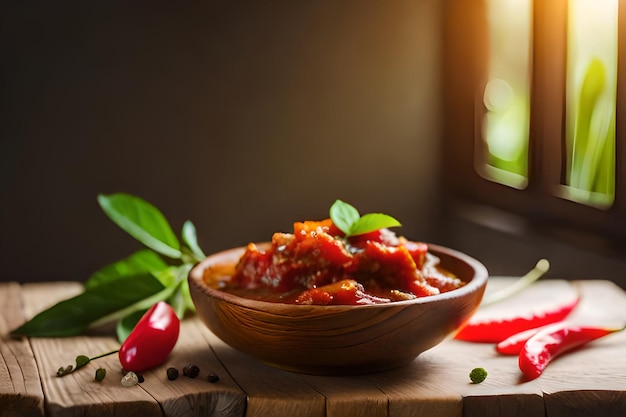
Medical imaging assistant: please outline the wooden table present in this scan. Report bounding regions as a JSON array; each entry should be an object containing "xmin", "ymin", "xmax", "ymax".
[{"xmin": 2, "ymin": 278, "xmax": 626, "ymax": 417}]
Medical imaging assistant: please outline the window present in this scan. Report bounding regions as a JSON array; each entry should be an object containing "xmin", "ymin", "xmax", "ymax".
[
  {"xmin": 443, "ymin": 0, "xmax": 626, "ymax": 251},
  {"xmin": 479, "ymin": 0, "xmax": 532, "ymax": 189}
]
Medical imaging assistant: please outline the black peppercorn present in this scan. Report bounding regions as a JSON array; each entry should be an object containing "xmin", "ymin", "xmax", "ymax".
[
  {"xmin": 207, "ymin": 373, "xmax": 220, "ymax": 383},
  {"xmin": 183, "ymin": 364, "xmax": 200, "ymax": 378},
  {"xmin": 166, "ymin": 367, "xmax": 179, "ymax": 381}
]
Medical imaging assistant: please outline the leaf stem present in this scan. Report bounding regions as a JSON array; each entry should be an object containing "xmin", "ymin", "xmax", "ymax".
[
  {"xmin": 90, "ymin": 350, "xmax": 119, "ymax": 361},
  {"xmin": 57, "ymin": 350, "xmax": 120, "ymax": 377},
  {"xmin": 480, "ymin": 259, "xmax": 550, "ymax": 306}
]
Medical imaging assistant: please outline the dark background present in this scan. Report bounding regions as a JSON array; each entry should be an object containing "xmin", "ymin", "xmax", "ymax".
[{"xmin": 1, "ymin": 1, "xmax": 445, "ymax": 282}]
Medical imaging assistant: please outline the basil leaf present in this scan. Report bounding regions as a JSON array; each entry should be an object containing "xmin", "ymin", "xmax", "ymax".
[
  {"xmin": 329, "ymin": 200, "xmax": 402, "ymax": 237},
  {"xmin": 97, "ymin": 193, "xmax": 182, "ymax": 259},
  {"xmin": 85, "ymin": 249, "xmax": 169, "ymax": 289},
  {"xmin": 11, "ymin": 273, "xmax": 166, "ymax": 337},
  {"xmin": 350, "ymin": 213, "xmax": 402, "ymax": 236},
  {"xmin": 116, "ymin": 308, "xmax": 147, "ymax": 343},
  {"xmin": 329, "ymin": 199, "xmax": 360, "ymax": 235},
  {"xmin": 182, "ymin": 220, "xmax": 206, "ymax": 262},
  {"xmin": 89, "ymin": 274, "xmax": 185, "ymax": 331}
]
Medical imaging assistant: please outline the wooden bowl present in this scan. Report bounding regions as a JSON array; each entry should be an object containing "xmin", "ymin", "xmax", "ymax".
[{"xmin": 188, "ymin": 243, "xmax": 488, "ymax": 375}]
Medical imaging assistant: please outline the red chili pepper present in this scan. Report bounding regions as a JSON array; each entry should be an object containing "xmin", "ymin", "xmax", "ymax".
[
  {"xmin": 496, "ymin": 325, "xmax": 546, "ymax": 355},
  {"xmin": 518, "ymin": 322, "xmax": 625, "ymax": 380},
  {"xmin": 455, "ymin": 296, "xmax": 580, "ymax": 343},
  {"xmin": 119, "ymin": 302, "xmax": 180, "ymax": 372}
]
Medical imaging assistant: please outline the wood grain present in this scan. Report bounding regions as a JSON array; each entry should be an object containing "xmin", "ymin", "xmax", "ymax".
[
  {"xmin": 0, "ymin": 282, "xmax": 45, "ymax": 417},
  {"xmin": 299, "ymin": 374, "xmax": 388, "ymax": 417},
  {"xmin": 201, "ymin": 329, "xmax": 327, "ymax": 417},
  {"xmin": 2, "ymin": 278, "xmax": 626, "ymax": 417}
]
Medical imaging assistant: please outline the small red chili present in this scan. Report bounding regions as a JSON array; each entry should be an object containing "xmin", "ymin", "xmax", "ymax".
[
  {"xmin": 119, "ymin": 302, "xmax": 180, "ymax": 372},
  {"xmin": 496, "ymin": 325, "xmax": 547, "ymax": 355},
  {"xmin": 455, "ymin": 296, "xmax": 580, "ymax": 343},
  {"xmin": 518, "ymin": 322, "xmax": 625, "ymax": 380}
]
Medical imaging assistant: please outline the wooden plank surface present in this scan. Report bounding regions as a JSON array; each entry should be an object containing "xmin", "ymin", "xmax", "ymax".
[
  {"xmin": 13, "ymin": 282, "xmax": 247, "ymax": 417},
  {"xmin": 21, "ymin": 282, "xmax": 165, "ymax": 417},
  {"xmin": 541, "ymin": 280, "xmax": 626, "ymax": 417},
  {"xmin": 2, "ymin": 278, "xmax": 626, "ymax": 417},
  {"xmin": 0, "ymin": 282, "xmax": 45, "ymax": 417},
  {"xmin": 202, "ymin": 330, "xmax": 327, "ymax": 417}
]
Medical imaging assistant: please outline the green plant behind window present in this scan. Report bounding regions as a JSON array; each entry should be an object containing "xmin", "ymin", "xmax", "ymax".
[
  {"xmin": 564, "ymin": 0, "xmax": 617, "ymax": 208},
  {"xmin": 567, "ymin": 59, "xmax": 616, "ymax": 200}
]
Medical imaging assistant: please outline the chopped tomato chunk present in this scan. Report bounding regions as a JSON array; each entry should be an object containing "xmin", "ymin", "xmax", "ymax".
[{"xmin": 401, "ymin": 240, "xmax": 429, "ymax": 269}]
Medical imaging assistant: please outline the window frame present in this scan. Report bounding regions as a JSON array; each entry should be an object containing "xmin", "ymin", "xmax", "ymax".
[{"xmin": 442, "ymin": 0, "xmax": 626, "ymax": 251}]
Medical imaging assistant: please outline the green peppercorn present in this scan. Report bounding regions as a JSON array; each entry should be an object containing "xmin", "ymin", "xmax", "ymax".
[
  {"xmin": 166, "ymin": 367, "xmax": 179, "ymax": 381},
  {"xmin": 95, "ymin": 368, "xmax": 106, "ymax": 382},
  {"xmin": 469, "ymin": 367, "xmax": 488, "ymax": 384},
  {"xmin": 207, "ymin": 373, "xmax": 219, "ymax": 383}
]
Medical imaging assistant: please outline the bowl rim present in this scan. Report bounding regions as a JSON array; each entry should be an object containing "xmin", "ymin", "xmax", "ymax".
[{"xmin": 188, "ymin": 242, "xmax": 488, "ymax": 311}]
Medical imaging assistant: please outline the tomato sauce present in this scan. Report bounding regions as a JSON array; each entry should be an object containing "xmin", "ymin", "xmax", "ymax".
[{"xmin": 210, "ymin": 219, "xmax": 464, "ymax": 305}]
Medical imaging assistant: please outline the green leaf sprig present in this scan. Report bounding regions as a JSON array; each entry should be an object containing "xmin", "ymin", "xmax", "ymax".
[
  {"xmin": 329, "ymin": 199, "xmax": 402, "ymax": 237},
  {"xmin": 56, "ymin": 350, "xmax": 118, "ymax": 377},
  {"xmin": 11, "ymin": 193, "xmax": 206, "ymax": 342}
]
